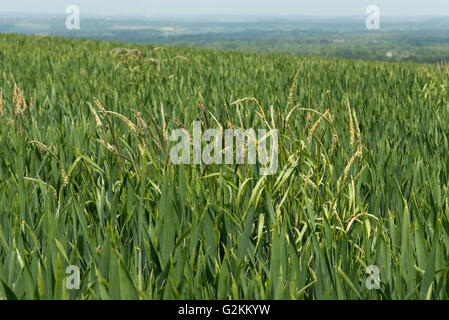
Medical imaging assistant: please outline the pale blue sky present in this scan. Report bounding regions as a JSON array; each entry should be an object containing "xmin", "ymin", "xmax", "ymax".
[{"xmin": 0, "ymin": 0, "xmax": 448, "ymax": 16}]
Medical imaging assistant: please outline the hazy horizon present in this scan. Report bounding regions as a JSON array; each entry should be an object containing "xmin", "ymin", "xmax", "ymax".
[
  {"xmin": 1, "ymin": 12, "xmax": 449, "ymax": 18},
  {"xmin": 1, "ymin": 0, "xmax": 449, "ymax": 17}
]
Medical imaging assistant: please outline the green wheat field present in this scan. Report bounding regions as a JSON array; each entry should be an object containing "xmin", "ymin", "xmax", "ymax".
[{"xmin": 0, "ymin": 33, "xmax": 448, "ymax": 300}]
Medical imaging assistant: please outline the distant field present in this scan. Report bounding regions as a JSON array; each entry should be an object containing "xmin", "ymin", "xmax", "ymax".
[
  {"xmin": 0, "ymin": 33, "xmax": 448, "ymax": 299},
  {"xmin": 1, "ymin": 15, "xmax": 449, "ymax": 63}
]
